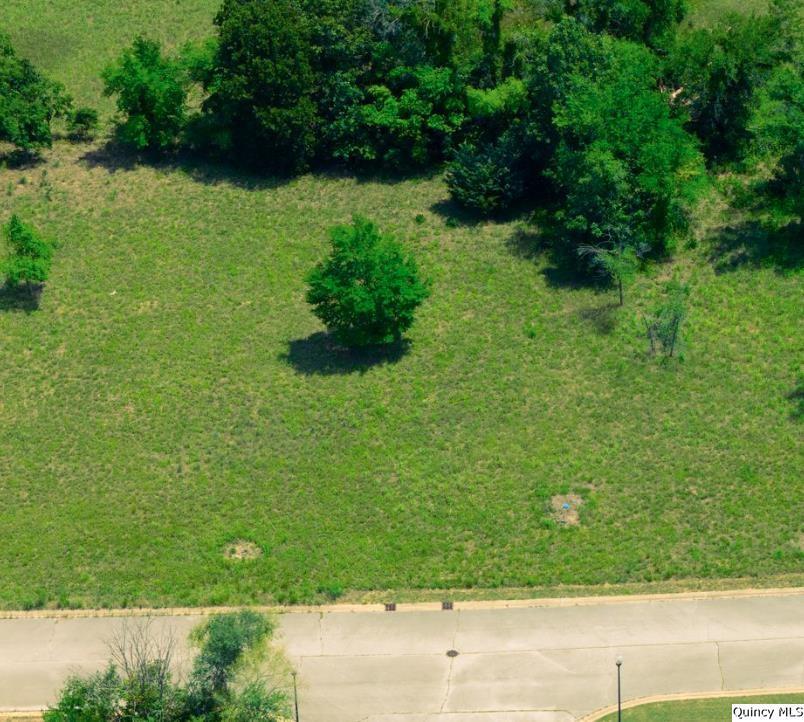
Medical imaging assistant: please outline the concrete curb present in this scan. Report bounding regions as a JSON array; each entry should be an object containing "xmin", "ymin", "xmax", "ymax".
[
  {"xmin": 578, "ymin": 687, "xmax": 804, "ymax": 721},
  {"xmin": 5, "ymin": 687, "xmax": 804, "ymax": 722},
  {"xmin": 0, "ymin": 586, "xmax": 802, "ymax": 620}
]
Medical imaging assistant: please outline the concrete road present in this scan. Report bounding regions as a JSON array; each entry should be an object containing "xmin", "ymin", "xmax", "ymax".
[{"xmin": 1, "ymin": 591, "xmax": 802, "ymax": 721}]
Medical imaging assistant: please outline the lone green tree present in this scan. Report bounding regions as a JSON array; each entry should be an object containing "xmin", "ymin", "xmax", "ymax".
[
  {"xmin": 102, "ymin": 36, "xmax": 188, "ymax": 152},
  {"xmin": 3, "ymin": 215, "xmax": 53, "ymax": 294},
  {"xmin": 306, "ymin": 216, "xmax": 430, "ymax": 347}
]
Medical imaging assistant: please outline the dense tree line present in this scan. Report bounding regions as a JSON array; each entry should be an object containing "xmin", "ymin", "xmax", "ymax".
[
  {"xmin": 1, "ymin": 0, "xmax": 801, "ymax": 331},
  {"xmin": 92, "ymin": 0, "xmax": 799, "ymax": 278}
]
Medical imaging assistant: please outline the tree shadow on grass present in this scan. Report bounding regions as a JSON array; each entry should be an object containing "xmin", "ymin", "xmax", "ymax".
[
  {"xmin": 505, "ymin": 226, "xmax": 549, "ymax": 261},
  {"xmin": 431, "ymin": 195, "xmax": 535, "ymax": 229},
  {"xmin": 79, "ymin": 141, "xmax": 290, "ymax": 191},
  {"xmin": 708, "ymin": 218, "xmax": 802, "ymax": 274},
  {"xmin": 347, "ymin": 164, "xmax": 443, "ymax": 187},
  {"xmin": 0, "ymin": 283, "xmax": 43, "ymax": 313},
  {"xmin": 80, "ymin": 141, "xmax": 445, "ymax": 191},
  {"xmin": 577, "ymin": 302, "xmax": 620, "ymax": 335},
  {"xmin": 281, "ymin": 331, "xmax": 410, "ymax": 376},
  {"xmin": 0, "ymin": 148, "xmax": 46, "ymax": 170},
  {"xmin": 506, "ymin": 225, "xmax": 610, "ymax": 293},
  {"xmin": 788, "ymin": 378, "xmax": 804, "ymax": 421}
]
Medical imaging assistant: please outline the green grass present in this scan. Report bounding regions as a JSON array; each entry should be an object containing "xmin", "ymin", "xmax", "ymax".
[
  {"xmin": 0, "ymin": 0, "xmax": 801, "ymax": 610},
  {"xmin": 0, "ymin": 0, "xmax": 218, "ymax": 111},
  {"xmin": 599, "ymin": 694, "xmax": 804, "ymax": 721},
  {"xmin": 686, "ymin": 0, "xmax": 771, "ymax": 26}
]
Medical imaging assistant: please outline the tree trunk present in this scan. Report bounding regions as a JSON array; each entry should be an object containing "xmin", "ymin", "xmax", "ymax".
[{"xmin": 668, "ymin": 318, "xmax": 679, "ymax": 357}]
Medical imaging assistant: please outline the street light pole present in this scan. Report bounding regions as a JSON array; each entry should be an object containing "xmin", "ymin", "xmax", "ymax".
[
  {"xmin": 292, "ymin": 671, "xmax": 300, "ymax": 722},
  {"xmin": 616, "ymin": 656, "xmax": 623, "ymax": 722}
]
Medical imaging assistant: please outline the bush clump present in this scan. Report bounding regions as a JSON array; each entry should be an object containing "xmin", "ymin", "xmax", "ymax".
[
  {"xmin": 446, "ymin": 130, "xmax": 525, "ymax": 215},
  {"xmin": 102, "ymin": 36, "xmax": 188, "ymax": 152},
  {"xmin": 44, "ymin": 612, "xmax": 287, "ymax": 722},
  {"xmin": 0, "ymin": 32, "xmax": 71, "ymax": 152},
  {"xmin": 306, "ymin": 216, "xmax": 430, "ymax": 347},
  {"xmin": 3, "ymin": 214, "xmax": 53, "ymax": 291},
  {"xmin": 67, "ymin": 106, "xmax": 99, "ymax": 141}
]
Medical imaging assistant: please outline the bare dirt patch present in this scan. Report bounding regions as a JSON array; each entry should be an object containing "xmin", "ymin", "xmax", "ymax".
[
  {"xmin": 223, "ymin": 540, "xmax": 262, "ymax": 561},
  {"xmin": 551, "ymin": 494, "xmax": 584, "ymax": 526}
]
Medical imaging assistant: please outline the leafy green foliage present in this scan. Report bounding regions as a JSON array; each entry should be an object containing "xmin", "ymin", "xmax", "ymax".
[
  {"xmin": 190, "ymin": 611, "xmax": 273, "ymax": 699},
  {"xmin": 750, "ymin": 59, "xmax": 804, "ymax": 216},
  {"xmin": 186, "ymin": 0, "xmax": 520, "ymax": 173},
  {"xmin": 102, "ymin": 36, "xmax": 188, "ymax": 152},
  {"xmin": 3, "ymin": 214, "xmax": 53, "ymax": 288},
  {"xmin": 44, "ymin": 613, "xmax": 284, "ymax": 722},
  {"xmin": 67, "ymin": 106, "xmax": 99, "ymax": 141},
  {"xmin": 579, "ymin": 231, "xmax": 642, "ymax": 306},
  {"xmin": 200, "ymin": 0, "xmax": 318, "ymax": 173},
  {"xmin": 666, "ymin": 2, "xmax": 799, "ymax": 162},
  {"xmin": 331, "ymin": 66, "xmax": 466, "ymax": 170},
  {"xmin": 446, "ymin": 129, "xmax": 526, "ymax": 214},
  {"xmin": 220, "ymin": 682, "xmax": 287, "ymax": 722},
  {"xmin": 0, "ymin": 32, "xmax": 70, "ymax": 151},
  {"xmin": 306, "ymin": 216, "xmax": 430, "ymax": 346},
  {"xmin": 465, "ymin": 76, "xmax": 528, "ymax": 141},
  {"xmin": 550, "ymin": 32, "xmax": 704, "ymax": 258},
  {"xmin": 43, "ymin": 667, "xmax": 122, "ymax": 722}
]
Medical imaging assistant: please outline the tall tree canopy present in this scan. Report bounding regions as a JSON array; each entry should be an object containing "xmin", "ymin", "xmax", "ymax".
[{"xmin": 201, "ymin": 0, "xmax": 319, "ymax": 173}]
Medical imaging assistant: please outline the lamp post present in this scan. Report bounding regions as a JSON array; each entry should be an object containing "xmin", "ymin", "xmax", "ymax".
[
  {"xmin": 615, "ymin": 656, "xmax": 623, "ymax": 722},
  {"xmin": 292, "ymin": 671, "xmax": 300, "ymax": 722}
]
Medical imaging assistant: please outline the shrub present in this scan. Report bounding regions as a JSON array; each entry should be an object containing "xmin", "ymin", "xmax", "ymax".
[
  {"xmin": 102, "ymin": 36, "xmax": 187, "ymax": 152},
  {"xmin": 220, "ymin": 681, "xmax": 287, "ymax": 722},
  {"xmin": 42, "ymin": 666, "xmax": 122, "ymax": 722},
  {"xmin": 465, "ymin": 77, "xmax": 528, "ymax": 143},
  {"xmin": 466, "ymin": 78, "xmax": 527, "ymax": 123},
  {"xmin": 446, "ymin": 130, "xmax": 525, "ymax": 215},
  {"xmin": 45, "ymin": 613, "xmax": 283, "ymax": 722},
  {"xmin": 188, "ymin": 610, "xmax": 274, "ymax": 716},
  {"xmin": 67, "ymin": 106, "xmax": 99, "ymax": 141},
  {"xmin": 306, "ymin": 216, "xmax": 430, "ymax": 347},
  {"xmin": 3, "ymin": 215, "xmax": 53, "ymax": 291},
  {"xmin": 0, "ymin": 33, "xmax": 71, "ymax": 152}
]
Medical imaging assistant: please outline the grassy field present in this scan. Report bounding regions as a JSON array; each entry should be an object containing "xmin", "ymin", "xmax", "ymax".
[
  {"xmin": 0, "ymin": 0, "xmax": 801, "ymax": 610},
  {"xmin": 599, "ymin": 694, "xmax": 804, "ymax": 721}
]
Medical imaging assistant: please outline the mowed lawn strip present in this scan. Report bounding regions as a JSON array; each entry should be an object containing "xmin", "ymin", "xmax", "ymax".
[
  {"xmin": 0, "ymin": 0, "xmax": 801, "ymax": 609},
  {"xmin": 598, "ymin": 694, "xmax": 804, "ymax": 722}
]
